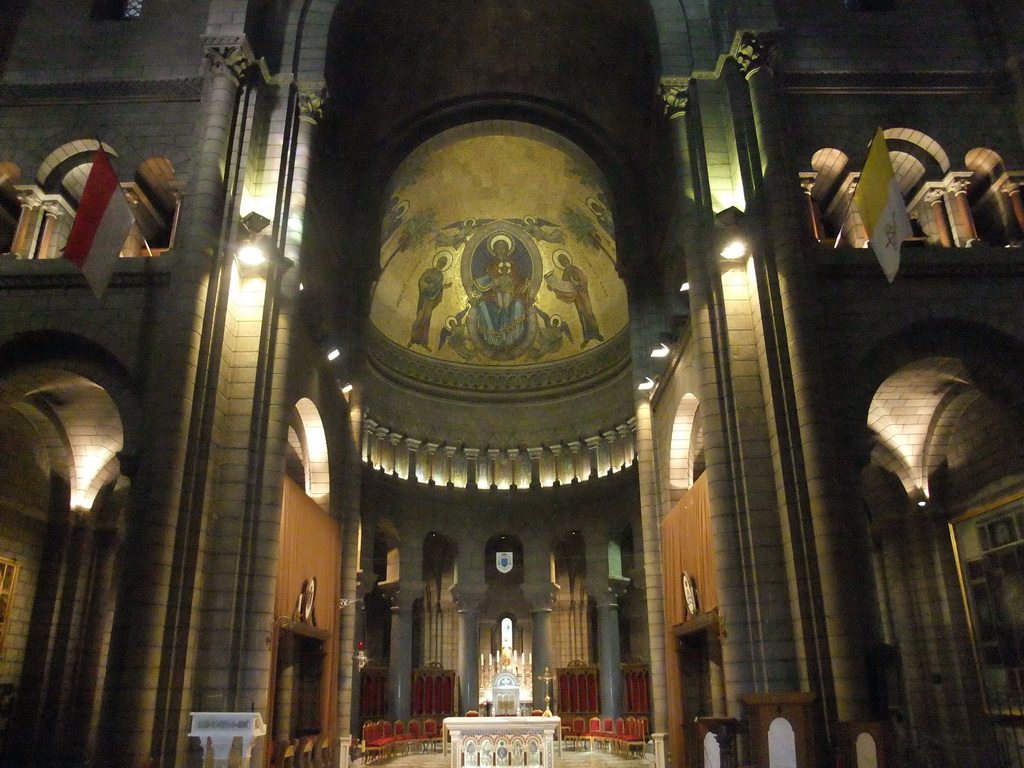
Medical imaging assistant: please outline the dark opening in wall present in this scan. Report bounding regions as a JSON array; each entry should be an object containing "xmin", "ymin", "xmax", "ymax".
[
  {"xmin": 844, "ymin": 0, "xmax": 894, "ymax": 9},
  {"xmin": 92, "ymin": 0, "xmax": 142, "ymax": 20}
]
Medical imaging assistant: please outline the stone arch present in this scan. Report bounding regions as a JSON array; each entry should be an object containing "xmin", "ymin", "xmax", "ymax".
[
  {"xmin": 882, "ymin": 127, "xmax": 951, "ymax": 175},
  {"xmin": 36, "ymin": 140, "xmax": 119, "ymax": 199},
  {"xmin": 668, "ymin": 392, "xmax": 699, "ymax": 495},
  {"xmin": 291, "ymin": 396, "xmax": 330, "ymax": 503},
  {"xmin": 848, "ymin": 320, "xmax": 1024, "ymax": 441},
  {"xmin": 0, "ymin": 331, "xmax": 142, "ymax": 482}
]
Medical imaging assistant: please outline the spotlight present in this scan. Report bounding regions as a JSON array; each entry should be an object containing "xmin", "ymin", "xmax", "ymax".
[
  {"xmin": 679, "ymin": 282, "xmax": 690, "ymax": 292},
  {"xmin": 651, "ymin": 343, "xmax": 670, "ymax": 358},
  {"xmin": 341, "ymin": 383, "xmax": 353, "ymax": 394},
  {"xmin": 327, "ymin": 348, "xmax": 340, "ymax": 362},
  {"xmin": 637, "ymin": 377, "xmax": 656, "ymax": 391},
  {"xmin": 236, "ymin": 242, "xmax": 267, "ymax": 266},
  {"xmin": 720, "ymin": 240, "xmax": 747, "ymax": 260}
]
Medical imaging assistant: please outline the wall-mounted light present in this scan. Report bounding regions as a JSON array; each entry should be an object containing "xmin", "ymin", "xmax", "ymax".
[
  {"xmin": 917, "ymin": 500, "xmax": 927, "ymax": 507},
  {"xmin": 341, "ymin": 383, "xmax": 353, "ymax": 394},
  {"xmin": 235, "ymin": 211, "xmax": 273, "ymax": 274},
  {"xmin": 679, "ymin": 282, "xmax": 690, "ymax": 292},
  {"xmin": 651, "ymin": 343, "xmax": 670, "ymax": 358},
  {"xmin": 720, "ymin": 239, "xmax": 748, "ymax": 260},
  {"xmin": 637, "ymin": 377, "xmax": 656, "ymax": 391},
  {"xmin": 327, "ymin": 348, "xmax": 340, "ymax": 362}
]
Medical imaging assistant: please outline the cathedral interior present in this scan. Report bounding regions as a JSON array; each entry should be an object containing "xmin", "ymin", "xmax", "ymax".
[{"xmin": 1, "ymin": 0, "xmax": 1023, "ymax": 766}]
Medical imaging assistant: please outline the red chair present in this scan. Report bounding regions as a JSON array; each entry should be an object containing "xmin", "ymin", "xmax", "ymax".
[
  {"xmin": 406, "ymin": 719, "xmax": 421, "ymax": 753},
  {"xmin": 423, "ymin": 718, "xmax": 440, "ymax": 752},
  {"xmin": 586, "ymin": 716, "xmax": 603, "ymax": 751}
]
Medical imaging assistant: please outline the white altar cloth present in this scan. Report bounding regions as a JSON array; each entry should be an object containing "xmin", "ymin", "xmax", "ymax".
[{"xmin": 444, "ymin": 716, "xmax": 560, "ymax": 768}]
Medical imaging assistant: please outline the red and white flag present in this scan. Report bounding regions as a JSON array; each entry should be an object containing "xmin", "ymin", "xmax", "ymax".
[{"xmin": 63, "ymin": 147, "xmax": 135, "ymax": 298}]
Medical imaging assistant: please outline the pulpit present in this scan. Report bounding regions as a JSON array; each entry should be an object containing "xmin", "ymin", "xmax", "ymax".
[{"xmin": 189, "ymin": 711, "xmax": 267, "ymax": 767}]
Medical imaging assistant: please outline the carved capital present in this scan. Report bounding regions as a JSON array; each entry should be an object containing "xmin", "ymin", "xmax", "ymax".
[
  {"xmin": 450, "ymin": 584, "xmax": 487, "ymax": 613},
  {"xmin": 523, "ymin": 582, "xmax": 560, "ymax": 611},
  {"xmin": 733, "ymin": 31, "xmax": 781, "ymax": 76},
  {"xmin": 659, "ymin": 79, "xmax": 690, "ymax": 120},
  {"xmin": 297, "ymin": 85, "xmax": 327, "ymax": 125},
  {"xmin": 202, "ymin": 36, "xmax": 256, "ymax": 85}
]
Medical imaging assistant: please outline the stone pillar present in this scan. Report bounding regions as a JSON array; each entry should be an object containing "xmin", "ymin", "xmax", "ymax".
[
  {"xmin": 949, "ymin": 178, "xmax": 980, "ymax": 244},
  {"xmin": 527, "ymin": 447, "xmax": 543, "ymax": 488},
  {"xmin": 386, "ymin": 584, "xmax": 420, "ymax": 721},
  {"xmin": 452, "ymin": 586, "xmax": 485, "ymax": 714},
  {"xmin": 737, "ymin": 29, "xmax": 873, "ymax": 731},
  {"xmin": 98, "ymin": 37, "xmax": 256, "ymax": 768},
  {"xmin": 1003, "ymin": 182, "xmax": 1024, "ymax": 239},
  {"xmin": 10, "ymin": 197, "xmax": 40, "ymax": 258},
  {"xmin": 524, "ymin": 583, "xmax": 559, "ymax": 712},
  {"xmin": 549, "ymin": 444, "xmax": 563, "ymax": 485},
  {"xmin": 590, "ymin": 587, "xmax": 624, "ymax": 719},
  {"xmin": 444, "ymin": 445, "xmax": 458, "ymax": 487},
  {"xmin": 926, "ymin": 190, "xmax": 954, "ymax": 247},
  {"xmin": 464, "ymin": 448, "xmax": 480, "ymax": 489},
  {"xmin": 800, "ymin": 176, "xmax": 826, "ymax": 242},
  {"xmin": 405, "ymin": 438, "xmax": 421, "ymax": 482}
]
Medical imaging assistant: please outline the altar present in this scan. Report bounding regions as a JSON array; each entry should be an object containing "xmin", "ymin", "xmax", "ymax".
[{"xmin": 444, "ymin": 716, "xmax": 560, "ymax": 768}]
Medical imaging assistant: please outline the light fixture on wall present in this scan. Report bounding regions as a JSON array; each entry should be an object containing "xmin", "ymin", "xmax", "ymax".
[
  {"xmin": 341, "ymin": 382, "xmax": 353, "ymax": 394},
  {"xmin": 650, "ymin": 343, "xmax": 670, "ymax": 358},
  {"xmin": 235, "ymin": 211, "xmax": 273, "ymax": 273},
  {"xmin": 637, "ymin": 377, "xmax": 656, "ymax": 391},
  {"xmin": 679, "ymin": 281, "xmax": 690, "ymax": 292},
  {"xmin": 720, "ymin": 239, "xmax": 748, "ymax": 260},
  {"xmin": 327, "ymin": 348, "xmax": 341, "ymax": 362}
]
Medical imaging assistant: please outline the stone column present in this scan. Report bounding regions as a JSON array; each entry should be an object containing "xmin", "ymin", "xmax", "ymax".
[
  {"xmin": 737, "ymin": 29, "xmax": 872, "ymax": 729},
  {"xmin": 527, "ymin": 447, "xmax": 543, "ymax": 488},
  {"xmin": 464, "ymin": 448, "xmax": 480, "ymax": 489},
  {"xmin": 948, "ymin": 178, "xmax": 979, "ymax": 244},
  {"xmin": 926, "ymin": 190, "xmax": 954, "ymax": 247},
  {"xmin": 800, "ymin": 176, "xmax": 826, "ymax": 242},
  {"xmin": 386, "ymin": 583, "xmax": 421, "ymax": 721},
  {"xmin": 1003, "ymin": 181, "xmax": 1024, "ymax": 239},
  {"xmin": 524, "ymin": 583, "xmax": 559, "ymax": 712},
  {"xmin": 590, "ymin": 587, "xmax": 624, "ymax": 719},
  {"xmin": 443, "ymin": 445, "xmax": 458, "ymax": 487},
  {"xmin": 451, "ymin": 586, "xmax": 485, "ymax": 714},
  {"xmin": 9, "ymin": 196, "xmax": 39, "ymax": 258},
  {"xmin": 98, "ymin": 37, "xmax": 256, "ymax": 768},
  {"xmin": 549, "ymin": 444, "xmax": 563, "ymax": 485}
]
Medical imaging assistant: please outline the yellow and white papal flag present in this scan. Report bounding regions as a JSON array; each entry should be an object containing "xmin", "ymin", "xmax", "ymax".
[{"xmin": 853, "ymin": 127, "xmax": 913, "ymax": 283}]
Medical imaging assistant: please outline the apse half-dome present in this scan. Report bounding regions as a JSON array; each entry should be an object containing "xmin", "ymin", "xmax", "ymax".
[{"xmin": 368, "ymin": 121, "xmax": 630, "ymax": 394}]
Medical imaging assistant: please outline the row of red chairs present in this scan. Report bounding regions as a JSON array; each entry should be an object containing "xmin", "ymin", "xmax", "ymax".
[
  {"xmin": 564, "ymin": 716, "xmax": 649, "ymax": 758},
  {"xmin": 360, "ymin": 718, "xmax": 444, "ymax": 762}
]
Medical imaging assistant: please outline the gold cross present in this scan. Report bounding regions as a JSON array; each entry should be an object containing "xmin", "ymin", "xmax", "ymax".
[{"xmin": 538, "ymin": 666, "xmax": 556, "ymax": 717}]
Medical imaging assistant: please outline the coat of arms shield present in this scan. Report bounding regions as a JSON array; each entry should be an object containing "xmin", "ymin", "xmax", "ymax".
[{"xmin": 496, "ymin": 551, "xmax": 514, "ymax": 573}]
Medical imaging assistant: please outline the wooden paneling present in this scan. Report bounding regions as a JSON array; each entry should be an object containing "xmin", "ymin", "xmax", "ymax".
[{"xmin": 275, "ymin": 477, "xmax": 342, "ymax": 739}]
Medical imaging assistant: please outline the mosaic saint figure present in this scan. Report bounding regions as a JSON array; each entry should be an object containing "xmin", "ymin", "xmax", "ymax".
[
  {"xmin": 408, "ymin": 251, "xmax": 453, "ymax": 350},
  {"xmin": 471, "ymin": 233, "xmax": 531, "ymax": 353},
  {"xmin": 544, "ymin": 250, "xmax": 604, "ymax": 347}
]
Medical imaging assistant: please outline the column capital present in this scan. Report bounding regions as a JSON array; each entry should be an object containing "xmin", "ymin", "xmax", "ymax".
[
  {"xmin": 450, "ymin": 584, "xmax": 487, "ymax": 613},
  {"xmin": 586, "ymin": 577, "xmax": 630, "ymax": 609},
  {"xmin": 659, "ymin": 78, "xmax": 690, "ymax": 120},
  {"xmin": 296, "ymin": 83, "xmax": 327, "ymax": 125},
  {"xmin": 523, "ymin": 582, "xmax": 560, "ymax": 611},
  {"xmin": 202, "ymin": 35, "xmax": 257, "ymax": 85},
  {"xmin": 383, "ymin": 580, "xmax": 423, "ymax": 610},
  {"xmin": 732, "ymin": 30, "xmax": 781, "ymax": 77}
]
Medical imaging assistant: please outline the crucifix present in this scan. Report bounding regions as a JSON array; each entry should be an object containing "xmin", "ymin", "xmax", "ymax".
[{"xmin": 538, "ymin": 666, "xmax": 556, "ymax": 717}]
